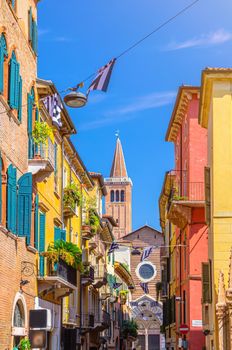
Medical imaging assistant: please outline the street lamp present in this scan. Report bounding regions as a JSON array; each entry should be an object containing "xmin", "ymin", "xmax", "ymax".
[{"xmin": 64, "ymin": 91, "xmax": 87, "ymax": 108}]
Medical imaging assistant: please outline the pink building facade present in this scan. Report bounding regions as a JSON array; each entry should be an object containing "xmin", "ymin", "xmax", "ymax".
[{"xmin": 165, "ymin": 87, "xmax": 208, "ymax": 349}]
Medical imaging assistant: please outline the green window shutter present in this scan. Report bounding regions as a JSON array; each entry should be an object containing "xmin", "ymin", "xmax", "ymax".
[
  {"xmin": 32, "ymin": 20, "xmax": 38, "ymax": 55},
  {"xmin": 34, "ymin": 194, "xmax": 39, "ymax": 250},
  {"xmin": 0, "ymin": 48, "xmax": 4, "ymax": 94},
  {"xmin": 60, "ymin": 229, "xmax": 66, "ymax": 241},
  {"xmin": 0, "ymin": 34, "xmax": 7, "ymax": 94},
  {"xmin": 54, "ymin": 226, "xmax": 61, "ymax": 241},
  {"xmin": 9, "ymin": 52, "xmax": 19, "ymax": 109},
  {"xmin": 205, "ymin": 167, "xmax": 211, "ymax": 225},
  {"xmin": 202, "ymin": 262, "xmax": 212, "ymax": 304},
  {"xmin": 18, "ymin": 75, "xmax": 22, "ymax": 122},
  {"xmin": 27, "ymin": 93, "xmax": 34, "ymax": 158},
  {"xmin": 0, "ymin": 152, "xmax": 2, "ymax": 223},
  {"xmin": 7, "ymin": 164, "xmax": 17, "ymax": 233},
  {"xmin": 29, "ymin": 8, "xmax": 33, "ymax": 42},
  {"xmin": 17, "ymin": 172, "xmax": 32, "ymax": 245},
  {"xmin": 39, "ymin": 212, "xmax": 46, "ymax": 276}
]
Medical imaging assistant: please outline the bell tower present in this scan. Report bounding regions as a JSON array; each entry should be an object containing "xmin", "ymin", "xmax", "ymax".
[{"xmin": 104, "ymin": 136, "xmax": 132, "ymax": 239}]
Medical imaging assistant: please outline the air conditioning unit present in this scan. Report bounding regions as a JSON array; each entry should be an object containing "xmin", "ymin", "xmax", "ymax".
[{"xmin": 29, "ymin": 309, "xmax": 54, "ymax": 331}]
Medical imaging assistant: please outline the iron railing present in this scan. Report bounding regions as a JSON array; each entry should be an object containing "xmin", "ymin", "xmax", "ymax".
[
  {"xmin": 82, "ymin": 313, "xmax": 94, "ymax": 328},
  {"xmin": 47, "ymin": 259, "xmax": 77, "ymax": 286},
  {"xmin": 30, "ymin": 140, "xmax": 55, "ymax": 168}
]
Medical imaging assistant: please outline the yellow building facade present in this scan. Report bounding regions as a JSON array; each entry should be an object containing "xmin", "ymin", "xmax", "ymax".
[{"xmin": 199, "ymin": 68, "xmax": 232, "ymax": 350}]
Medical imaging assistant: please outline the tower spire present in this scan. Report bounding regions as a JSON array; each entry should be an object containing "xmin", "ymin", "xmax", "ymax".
[{"xmin": 110, "ymin": 136, "xmax": 128, "ymax": 178}]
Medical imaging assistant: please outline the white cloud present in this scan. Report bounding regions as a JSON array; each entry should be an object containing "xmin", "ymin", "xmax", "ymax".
[
  {"xmin": 54, "ymin": 36, "xmax": 72, "ymax": 42},
  {"xmin": 80, "ymin": 91, "xmax": 175, "ymax": 130},
  {"xmin": 166, "ymin": 29, "xmax": 232, "ymax": 51},
  {"xmin": 38, "ymin": 29, "xmax": 50, "ymax": 36}
]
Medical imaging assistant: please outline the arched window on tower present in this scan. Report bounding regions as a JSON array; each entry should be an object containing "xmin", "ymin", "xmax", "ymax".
[
  {"xmin": 121, "ymin": 190, "xmax": 125, "ymax": 202},
  {"xmin": 116, "ymin": 190, "xmax": 119, "ymax": 202},
  {"xmin": 110, "ymin": 190, "xmax": 114, "ymax": 202}
]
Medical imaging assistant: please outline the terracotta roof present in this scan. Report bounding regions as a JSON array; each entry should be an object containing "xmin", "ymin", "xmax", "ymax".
[
  {"xmin": 165, "ymin": 86, "xmax": 199, "ymax": 142},
  {"xmin": 110, "ymin": 137, "xmax": 128, "ymax": 178},
  {"xmin": 121, "ymin": 225, "xmax": 162, "ymax": 239},
  {"xmin": 89, "ymin": 172, "xmax": 107, "ymax": 196}
]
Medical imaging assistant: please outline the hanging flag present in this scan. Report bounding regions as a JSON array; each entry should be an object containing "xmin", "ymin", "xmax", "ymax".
[
  {"xmin": 108, "ymin": 241, "xmax": 119, "ymax": 255},
  {"xmin": 141, "ymin": 246, "xmax": 153, "ymax": 261},
  {"xmin": 87, "ymin": 58, "xmax": 116, "ymax": 95},
  {"xmin": 43, "ymin": 93, "xmax": 63, "ymax": 128},
  {"xmin": 112, "ymin": 282, "xmax": 122, "ymax": 289},
  {"xmin": 140, "ymin": 282, "xmax": 149, "ymax": 294}
]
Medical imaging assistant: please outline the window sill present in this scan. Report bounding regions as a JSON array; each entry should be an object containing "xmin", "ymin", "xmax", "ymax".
[
  {"xmin": 54, "ymin": 190, "xmax": 60, "ymax": 199},
  {"xmin": 0, "ymin": 95, "xmax": 21, "ymax": 126},
  {"xmin": 27, "ymin": 245, "xmax": 37, "ymax": 254}
]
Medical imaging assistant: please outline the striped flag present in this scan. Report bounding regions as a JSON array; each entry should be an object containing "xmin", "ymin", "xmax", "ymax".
[
  {"xmin": 141, "ymin": 246, "xmax": 153, "ymax": 261},
  {"xmin": 87, "ymin": 59, "xmax": 116, "ymax": 94},
  {"xmin": 140, "ymin": 282, "xmax": 149, "ymax": 294},
  {"xmin": 108, "ymin": 242, "xmax": 119, "ymax": 255},
  {"xmin": 43, "ymin": 93, "xmax": 62, "ymax": 128}
]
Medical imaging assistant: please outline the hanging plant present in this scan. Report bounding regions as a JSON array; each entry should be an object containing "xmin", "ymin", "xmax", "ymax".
[
  {"xmin": 41, "ymin": 239, "xmax": 82, "ymax": 270},
  {"xmin": 63, "ymin": 183, "xmax": 82, "ymax": 209},
  {"xmin": 89, "ymin": 208, "xmax": 100, "ymax": 234},
  {"xmin": 119, "ymin": 289, "xmax": 129, "ymax": 298},
  {"xmin": 32, "ymin": 121, "xmax": 52, "ymax": 145},
  {"xmin": 18, "ymin": 338, "xmax": 31, "ymax": 350}
]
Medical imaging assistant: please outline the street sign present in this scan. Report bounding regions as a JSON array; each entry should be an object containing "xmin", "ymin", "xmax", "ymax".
[{"xmin": 179, "ymin": 324, "xmax": 189, "ymax": 335}]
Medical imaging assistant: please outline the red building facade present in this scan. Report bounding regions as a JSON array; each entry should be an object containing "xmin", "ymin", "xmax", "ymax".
[{"xmin": 164, "ymin": 87, "xmax": 208, "ymax": 349}]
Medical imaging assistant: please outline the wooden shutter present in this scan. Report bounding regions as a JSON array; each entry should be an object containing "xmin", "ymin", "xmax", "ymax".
[
  {"xmin": 39, "ymin": 212, "xmax": 46, "ymax": 276},
  {"xmin": 9, "ymin": 55, "xmax": 17, "ymax": 108},
  {"xmin": 0, "ymin": 153, "xmax": 2, "ymax": 223},
  {"xmin": 34, "ymin": 194, "xmax": 39, "ymax": 250},
  {"xmin": 18, "ymin": 75, "xmax": 22, "ymax": 122},
  {"xmin": 205, "ymin": 167, "xmax": 211, "ymax": 224},
  {"xmin": 17, "ymin": 172, "xmax": 32, "ymax": 245},
  {"xmin": 29, "ymin": 7, "xmax": 33, "ymax": 42},
  {"xmin": 202, "ymin": 262, "xmax": 212, "ymax": 303},
  {"xmin": 32, "ymin": 20, "xmax": 38, "ymax": 55},
  {"xmin": 0, "ymin": 45, "xmax": 4, "ymax": 94},
  {"xmin": 54, "ymin": 226, "xmax": 61, "ymax": 241},
  {"xmin": 7, "ymin": 164, "xmax": 17, "ymax": 233},
  {"xmin": 27, "ymin": 93, "xmax": 34, "ymax": 158},
  {"xmin": 60, "ymin": 229, "xmax": 66, "ymax": 241}
]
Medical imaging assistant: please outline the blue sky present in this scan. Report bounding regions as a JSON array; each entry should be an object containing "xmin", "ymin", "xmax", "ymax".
[{"xmin": 38, "ymin": 0, "xmax": 232, "ymax": 231}]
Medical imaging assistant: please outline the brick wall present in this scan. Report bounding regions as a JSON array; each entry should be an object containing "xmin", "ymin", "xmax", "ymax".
[{"xmin": 122, "ymin": 226, "xmax": 163, "ymax": 301}]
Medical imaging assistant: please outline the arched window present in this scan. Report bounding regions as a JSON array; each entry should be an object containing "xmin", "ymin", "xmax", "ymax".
[
  {"xmin": 116, "ymin": 190, "xmax": 119, "ymax": 202},
  {"xmin": 0, "ymin": 34, "xmax": 8, "ymax": 94},
  {"xmin": 121, "ymin": 190, "xmax": 125, "ymax": 202},
  {"xmin": 9, "ymin": 51, "xmax": 22, "ymax": 120},
  {"xmin": 13, "ymin": 300, "xmax": 25, "ymax": 328},
  {"xmin": 110, "ymin": 190, "xmax": 114, "ymax": 202}
]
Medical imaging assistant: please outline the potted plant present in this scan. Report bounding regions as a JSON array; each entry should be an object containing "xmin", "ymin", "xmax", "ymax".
[
  {"xmin": 63, "ymin": 183, "xmax": 82, "ymax": 211},
  {"xmin": 32, "ymin": 121, "xmax": 52, "ymax": 158},
  {"xmin": 89, "ymin": 208, "xmax": 100, "ymax": 234},
  {"xmin": 18, "ymin": 338, "xmax": 31, "ymax": 350},
  {"xmin": 41, "ymin": 239, "xmax": 82, "ymax": 270},
  {"xmin": 121, "ymin": 319, "xmax": 138, "ymax": 340}
]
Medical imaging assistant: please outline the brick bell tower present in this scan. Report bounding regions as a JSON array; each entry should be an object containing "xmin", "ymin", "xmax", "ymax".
[{"xmin": 104, "ymin": 136, "xmax": 132, "ymax": 239}]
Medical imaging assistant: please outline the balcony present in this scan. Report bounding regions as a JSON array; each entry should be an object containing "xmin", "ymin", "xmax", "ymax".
[
  {"xmin": 93, "ymin": 310, "xmax": 111, "ymax": 332},
  {"xmin": 63, "ymin": 204, "xmax": 76, "ymax": 218},
  {"xmin": 63, "ymin": 306, "xmax": 77, "ymax": 326},
  {"xmin": 93, "ymin": 264, "xmax": 107, "ymax": 289},
  {"xmin": 81, "ymin": 313, "xmax": 95, "ymax": 333},
  {"xmin": 81, "ymin": 265, "xmax": 95, "ymax": 286},
  {"xmin": 38, "ymin": 259, "xmax": 77, "ymax": 303},
  {"xmin": 82, "ymin": 225, "xmax": 94, "ymax": 240},
  {"xmin": 28, "ymin": 141, "xmax": 55, "ymax": 178},
  {"xmin": 167, "ymin": 180, "xmax": 205, "ymax": 229}
]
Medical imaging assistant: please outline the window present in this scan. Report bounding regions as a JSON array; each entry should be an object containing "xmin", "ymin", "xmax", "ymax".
[
  {"xmin": 14, "ymin": 301, "xmax": 25, "ymax": 328},
  {"xmin": 116, "ymin": 190, "xmax": 119, "ymax": 202},
  {"xmin": 0, "ymin": 34, "xmax": 8, "ymax": 94},
  {"xmin": 110, "ymin": 190, "xmax": 114, "ymax": 202},
  {"xmin": 27, "ymin": 88, "xmax": 35, "ymax": 158},
  {"xmin": 7, "ymin": 164, "xmax": 17, "ymax": 233},
  {"xmin": 202, "ymin": 261, "xmax": 212, "ymax": 304},
  {"xmin": 205, "ymin": 167, "xmax": 211, "ymax": 224},
  {"xmin": 121, "ymin": 190, "xmax": 125, "ymax": 202},
  {"xmin": 9, "ymin": 51, "xmax": 22, "ymax": 120},
  {"xmin": 28, "ymin": 7, "xmax": 38, "ymax": 55}
]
